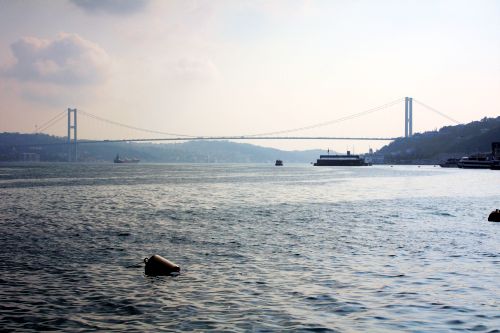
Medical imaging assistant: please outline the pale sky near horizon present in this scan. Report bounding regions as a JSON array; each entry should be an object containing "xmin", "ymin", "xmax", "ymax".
[{"xmin": 0, "ymin": 0, "xmax": 499, "ymax": 152}]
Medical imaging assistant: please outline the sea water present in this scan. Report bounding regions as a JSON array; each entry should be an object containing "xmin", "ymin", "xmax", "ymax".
[{"xmin": 0, "ymin": 163, "xmax": 499, "ymax": 332}]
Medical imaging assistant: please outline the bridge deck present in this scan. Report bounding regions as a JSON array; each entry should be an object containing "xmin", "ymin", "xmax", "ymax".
[{"xmin": 1, "ymin": 136, "xmax": 398, "ymax": 147}]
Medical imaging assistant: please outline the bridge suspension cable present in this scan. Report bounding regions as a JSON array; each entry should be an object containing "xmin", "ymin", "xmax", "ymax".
[
  {"xmin": 78, "ymin": 110, "xmax": 196, "ymax": 137},
  {"xmin": 35, "ymin": 110, "xmax": 67, "ymax": 133},
  {"xmin": 78, "ymin": 98, "xmax": 404, "ymax": 139},
  {"xmin": 412, "ymin": 99, "xmax": 461, "ymax": 124},
  {"xmin": 244, "ymin": 97, "xmax": 404, "ymax": 137}
]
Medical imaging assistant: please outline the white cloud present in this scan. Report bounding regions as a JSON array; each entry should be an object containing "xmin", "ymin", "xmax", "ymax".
[
  {"xmin": 70, "ymin": 0, "xmax": 149, "ymax": 15},
  {"xmin": 2, "ymin": 33, "xmax": 110, "ymax": 85},
  {"xmin": 171, "ymin": 57, "xmax": 219, "ymax": 82}
]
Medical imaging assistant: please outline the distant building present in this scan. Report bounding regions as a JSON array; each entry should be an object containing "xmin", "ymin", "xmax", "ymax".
[
  {"xmin": 493, "ymin": 142, "xmax": 500, "ymax": 159},
  {"xmin": 371, "ymin": 154, "xmax": 385, "ymax": 164}
]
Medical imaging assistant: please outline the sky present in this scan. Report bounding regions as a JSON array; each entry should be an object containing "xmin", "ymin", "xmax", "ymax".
[{"xmin": 0, "ymin": 0, "xmax": 499, "ymax": 152}]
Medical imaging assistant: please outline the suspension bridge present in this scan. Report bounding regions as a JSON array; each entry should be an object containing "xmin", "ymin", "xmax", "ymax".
[{"xmin": 25, "ymin": 96, "xmax": 460, "ymax": 161}]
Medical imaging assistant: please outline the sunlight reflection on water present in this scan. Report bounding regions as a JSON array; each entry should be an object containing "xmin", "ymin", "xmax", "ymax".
[{"xmin": 0, "ymin": 163, "xmax": 499, "ymax": 331}]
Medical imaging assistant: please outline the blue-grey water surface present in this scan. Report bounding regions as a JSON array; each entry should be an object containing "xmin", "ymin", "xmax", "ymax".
[{"xmin": 0, "ymin": 163, "xmax": 499, "ymax": 332}]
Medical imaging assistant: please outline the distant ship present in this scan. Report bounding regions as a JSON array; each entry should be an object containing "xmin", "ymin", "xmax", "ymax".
[
  {"xmin": 275, "ymin": 159, "xmax": 283, "ymax": 166},
  {"xmin": 442, "ymin": 142, "xmax": 500, "ymax": 169},
  {"xmin": 114, "ymin": 154, "xmax": 140, "ymax": 164},
  {"xmin": 313, "ymin": 150, "xmax": 371, "ymax": 166},
  {"xmin": 457, "ymin": 153, "xmax": 494, "ymax": 169}
]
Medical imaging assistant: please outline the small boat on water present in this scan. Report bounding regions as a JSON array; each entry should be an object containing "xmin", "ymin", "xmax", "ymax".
[
  {"xmin": 439, "ymin": 158, "xmax": 459, "ymax": 168},
  {"xmin": 275, "ymin": 159, "xmax": 283, "ymax": 166},
  {"xmin": 313, "ymin": 150, "xmax": 371, "ymax": 166},
  {"xmin": 114, "ymin": 154, "xmax": 140, "ymax": 164}
]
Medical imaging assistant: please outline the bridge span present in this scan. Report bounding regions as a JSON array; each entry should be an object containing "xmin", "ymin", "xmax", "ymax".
[{"xmin": 26, "ymin": 96, "xmax": 459, "ymax": 161}]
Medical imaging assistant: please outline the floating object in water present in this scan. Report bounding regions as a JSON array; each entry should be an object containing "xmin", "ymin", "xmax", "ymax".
[
  {"xmin": 275, "ymin": 159, "xmax": 283, "ymax": 166},
  {"xmin": 488, "ymin": 209, "xmax": 500, "ymax": 222},
  {"xmin": 144, "ymin": 254, "xmax": 180, "ymax": 276}
]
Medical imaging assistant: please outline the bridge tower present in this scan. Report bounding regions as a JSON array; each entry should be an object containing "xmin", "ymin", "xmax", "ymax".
[
  {"xmin": 67, "ymin": 108, "xmax": 77, "ymax": 162},
  {"xmin": 405, "ymin": 97, "xmax": 413, "ymax": 137}
]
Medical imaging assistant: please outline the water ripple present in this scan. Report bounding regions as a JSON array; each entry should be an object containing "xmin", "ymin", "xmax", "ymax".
[{"xmin": 1, "ymin": 163, "xmax": 499, "ymax": 331}]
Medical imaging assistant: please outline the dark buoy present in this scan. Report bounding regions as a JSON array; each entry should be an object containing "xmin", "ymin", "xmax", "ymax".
[
  {"xmin": 488, "ymin": 209, "xmax": 500, "ymax": 222},
  {"xmin": 144, "ymin": 254, "xmax": 180, "ymax": 276}
]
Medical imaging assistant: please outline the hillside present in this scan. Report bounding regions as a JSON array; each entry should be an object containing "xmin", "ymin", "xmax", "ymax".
[
  {"xmin": 378, "ymin": 116, "xmax": 500, "ymax": 164},
  {"xmin": 0, "ymin": 133, "xmax": 324, "ymax": 163}
]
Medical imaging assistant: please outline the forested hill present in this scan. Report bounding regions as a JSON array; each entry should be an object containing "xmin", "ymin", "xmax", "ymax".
[
  {"xmin": 0, "ymin": 132, "xmax": 324, "ymax": 163},
  {"xmin": 378, "ymin": 116, "xmax": 500, "ymax": 164}
]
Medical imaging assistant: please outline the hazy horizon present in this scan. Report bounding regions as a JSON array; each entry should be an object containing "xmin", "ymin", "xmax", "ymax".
[{"xmin": 1, "ymin": 0, "xmax": 499, "ymax": 153}]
